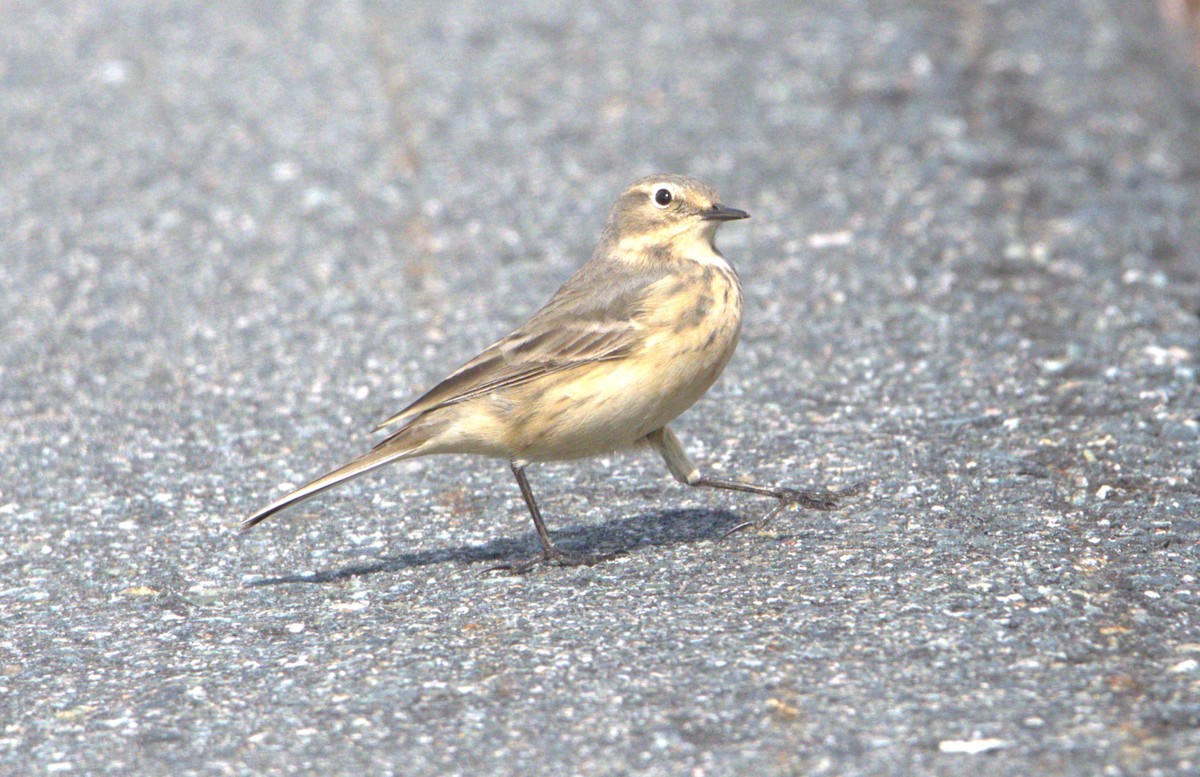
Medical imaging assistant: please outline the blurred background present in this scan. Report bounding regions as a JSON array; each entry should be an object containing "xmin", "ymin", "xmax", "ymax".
[{"xmin": 2, "ymin": 1, "xmax": 1198, "ymax": 774}]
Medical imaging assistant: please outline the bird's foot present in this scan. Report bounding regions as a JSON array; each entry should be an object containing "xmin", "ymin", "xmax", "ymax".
[
  {"xmin": 720, "ymin": 479, "xmax": 871, "ymax": 541},
  {"xmin": 769, "ymin": 478, "xmax": 870, "ymax": 510},
  {"xmin": 482, "ymin": 546, "xmax": 622, "ymax": 575}
]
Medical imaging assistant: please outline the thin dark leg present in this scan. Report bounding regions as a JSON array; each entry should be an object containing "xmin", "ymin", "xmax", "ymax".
[
  {"xmin": 694, "ymin": 476, "xmax": 868, "ymax": 540},
  {"xmin": 690, "ymin": 475, "xmax": 851, "ymax": 510},
  {"xmin": 644, "ymin": 427, "xmax": 867, "ymax": 540},
  {"xmin": 481, "ymin": 462, "xmax": 622, "ymax": 574},
  {"xmin": 512, "ymin": 462, "xmax": 557, "ymax": 554}
]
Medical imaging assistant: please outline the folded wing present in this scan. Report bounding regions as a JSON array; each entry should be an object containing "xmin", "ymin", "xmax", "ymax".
[{"xmin": 373, "ymin": 258, "xmax": 672, "ymax": 439}]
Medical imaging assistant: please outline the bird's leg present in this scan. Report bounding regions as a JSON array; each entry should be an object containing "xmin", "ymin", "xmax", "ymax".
[
  {"xmin": 646, "ymin": 427, "xmax": 866, "ymax": 539},
  {"xmin": 483, "ymin": 461, "xmax": 620, "ymax": 573}
]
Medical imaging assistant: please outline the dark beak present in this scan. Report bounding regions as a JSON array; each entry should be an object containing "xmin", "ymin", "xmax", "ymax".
[{"xmin": 700, "ymin": 204, "xmax": 750, "ymax": 221}]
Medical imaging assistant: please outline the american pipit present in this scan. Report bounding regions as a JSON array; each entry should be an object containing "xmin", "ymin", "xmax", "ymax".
[{"xmin": 243, "ymin": 175, "xmax": 858, "ymax": 570}]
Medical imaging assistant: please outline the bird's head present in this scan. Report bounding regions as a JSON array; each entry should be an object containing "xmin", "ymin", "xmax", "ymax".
[{"xmin": 600, "ymin": 174, "xmax": 749, "ymax": 256}]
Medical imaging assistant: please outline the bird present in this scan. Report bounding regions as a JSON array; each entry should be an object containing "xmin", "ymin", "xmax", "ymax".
[{"xmin": 242, "ymin": 174, "xmax": 858, "ymax": 571}]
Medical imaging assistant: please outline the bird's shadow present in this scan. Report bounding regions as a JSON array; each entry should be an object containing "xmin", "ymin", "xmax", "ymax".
[{"xmin": 245, "ymin": 506, "xmax": 746, "ymax": 586}]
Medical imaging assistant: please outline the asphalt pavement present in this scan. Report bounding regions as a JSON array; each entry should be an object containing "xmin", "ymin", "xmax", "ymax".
[{"xmin": 3, "ymin": 1, "xmax": 1199, "ymax": 774}]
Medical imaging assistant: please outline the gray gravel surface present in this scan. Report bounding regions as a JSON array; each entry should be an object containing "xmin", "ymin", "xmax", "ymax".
[{"xmin": 3, "ymin": 1, "xmax": 1200, "ymax": 775}]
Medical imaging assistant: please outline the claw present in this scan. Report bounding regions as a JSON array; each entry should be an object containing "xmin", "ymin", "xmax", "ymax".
[
  {"xmin": 773, "ymin": 479, "xmax": 870, "ymax": 511},
  {"xmin": 719, "ymin": 499, "xmax": 789, "ymax": 541},
  {"xmin": 720, "ymin": 479, "xmax": 871, "ymax": 541}
]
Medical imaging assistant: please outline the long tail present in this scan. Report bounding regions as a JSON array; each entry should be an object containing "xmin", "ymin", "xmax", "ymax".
[{"xmin": 241, "ymin": 436, "xmax": 427, "ymax": 532}]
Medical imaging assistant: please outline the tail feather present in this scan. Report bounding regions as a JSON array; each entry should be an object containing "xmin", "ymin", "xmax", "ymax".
[{"xmin": 241, "ymin": 440, "xmax": 422, "ymax": 532}]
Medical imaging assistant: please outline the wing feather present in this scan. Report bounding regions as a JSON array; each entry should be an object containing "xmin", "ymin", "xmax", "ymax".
[{"xmin": 374, "ymin": 258, "xmax": 670, "ymax": 433}]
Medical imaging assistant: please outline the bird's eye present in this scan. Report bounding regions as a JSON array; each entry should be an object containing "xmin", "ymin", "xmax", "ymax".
[{"xmin": 653, "ymin": 188, "xmax": 673, "ymax": 207}]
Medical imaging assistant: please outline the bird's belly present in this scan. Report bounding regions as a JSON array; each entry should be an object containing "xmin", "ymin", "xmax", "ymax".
[{"xmin": 505, "ymin": 307, "xmax": 741, "ymax": 461}]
